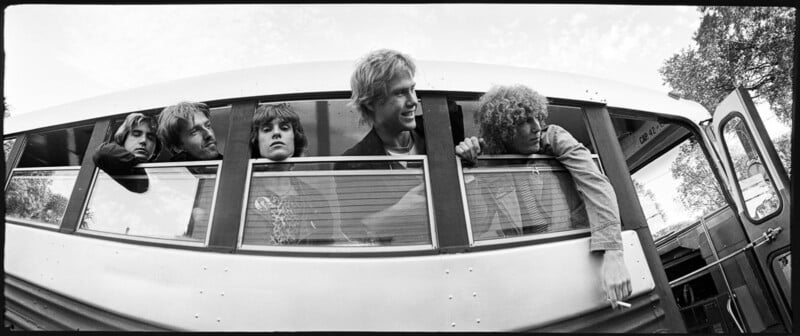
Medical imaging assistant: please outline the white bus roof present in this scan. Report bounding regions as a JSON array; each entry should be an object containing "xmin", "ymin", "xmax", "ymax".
[{"xmin": 4, "ymin": 60, "xmax": 710, "ymax": 135}]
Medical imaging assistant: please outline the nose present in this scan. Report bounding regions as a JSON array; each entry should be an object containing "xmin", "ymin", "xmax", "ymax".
[
  {"xmin": 202, "ymin": 127, "xmax": 215, "ymax": 141},
  {"xmin": 406, "ymin": 93, "xmax": 418, "ymax": 108},
  {"xmin": 272, "ymin": 131, "xmax": 282, "ymax": 139}
]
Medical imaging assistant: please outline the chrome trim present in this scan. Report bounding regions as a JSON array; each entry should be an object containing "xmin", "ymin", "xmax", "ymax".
[
  {"xmin": 252, "ymin": 170, "xmax": 423, "ymax": 177},
  {"xmin": 471, "ymin": 228, "xmax": 591, "ymax": 247},
  {"xmin": 10, "ymin": 166, "xmax": 81, "ymax": 172},
  {"xmin": 76, "ymin": 228, "xmax": 208, "ymax": 248},
  {"xmin": 4, "ymin": 217, "xmax": 61, "ymax": 229},
  {"xmin": 455, "ymin": 158, "xmax": 475, "ymax": 245},
  {"xmin": 422, "ymin": 157, "xmax": 437, "ymax": 248},
  {"xmin": 131, "ymin": 160, "xmax": 223, "ymax": 168},
  {"xmin": 202, "ymin": 162, "xmax": 222, "ymax": 247},
  {"xmin": 237, "ymin": 160, "xmax": 256, "ymax": 249},
  {"xmin": 249, "ymin": 155, "xmax": 427, "ymax": 163},
  {"xmin": 463, "ymin": 167, "xmax": 566, "ymax": 174},
  {"xmin": 77, "ymin": 167, "xmax": 101, "ymax": 231},
  {"xmin": 238, "ymin": 242, "xmax": 436, "ymax": 253}
]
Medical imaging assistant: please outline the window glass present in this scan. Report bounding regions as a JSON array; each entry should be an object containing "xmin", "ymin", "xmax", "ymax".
[
  {"xmin": 4, "ymin": 137, "xmax": 15, "ymax": 162},
  {"xmin": 722, "ymin": 116, "xmax": 780, "ymax": 221},
  {"xmin": 5, "ymin": 169, "xmax": 80, "ymax": 226},
  {"xmin": 17, "ymin": 125, "xmax": 94, "ymax": 167},
  {"xmin": 772, "ymin": 252, "xmax": 791, "ymax": 307},
  {"xmin": 257, "ymin": 99, "xmax": 370, "ymax": 157},
  {"xmin": 241, "ymin": 159, "xmax": 432, "ymax": 248},
  {"xmin": 80, "ymin": 164, "xmax": 218, "ymax": 243},
  {"xmin": 463, "ymin": 158, "xmax": 588, "ymax": 241},
  {"xmin": 150, "ymin": 105, "xmax": 230, "ymax": 162},
  {"xmin": 455, "ymin": 101, "xmax": 596, "ymax": 154}
]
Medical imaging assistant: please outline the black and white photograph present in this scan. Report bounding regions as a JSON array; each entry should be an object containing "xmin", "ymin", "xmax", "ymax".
[{"xmin": 3, "ymin": 3, "xmax": 794, "ymax": 332}]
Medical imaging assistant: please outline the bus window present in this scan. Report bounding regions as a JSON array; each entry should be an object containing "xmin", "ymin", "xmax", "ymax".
[
  {"xmin": 721, "ymin": 116, "xmax": 780, "ymax": 222},
  {"xmin": 79, "ymin": 163, "xmax": 219, "ymax": 244},
  {"xmin": 151, "ymin": 105, "xmax": 231, "ymax": 162},
  {"xmin": 5, "ymin": 125, "xmax": 93, "ymax": 227},
  {"xmin": 453, "ymin": 101, "xmax": 598, "ymax": 243},
  {"xmin": 462, "ymin": 157, "xmax": 589, "ymax": 242},
  {"xmin": 240, "ymin": 158, "xmax": 433, "ymax": 249},
  {"xmin": 4, "ymin": 137, "xmax": 15, "ymax": 162}
]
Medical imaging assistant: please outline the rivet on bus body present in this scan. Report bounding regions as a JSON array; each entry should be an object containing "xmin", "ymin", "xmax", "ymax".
[
  {"xmin": 195, "ymin": 314, "xmax": 199, "ymax": 319},
  {"xmin": 445, "ymin": 269, "xmax": 450, "ymax": 274},
  {"xmin": 473, "ymin": 292, "xmax": 477, "ymax": 297},
  {"xmin": 217, "ymin": 318, "xmax": 221, "ymax": 323},
  {"xmin": 468, "ymin": 267, "xmax": 473, "ymax": 272},
  {"xmin": 451, "ymin": 323, "xmax": 456, "ymax": 327},
  {"xmin": 225, "ymin": 268, "xmax": 229, "ymax": 272},
  {"xmin": 203, "ymin": 266, "xmax": 207, "ymax": 271},
  {"xmin": 221, "ymin": 292, "xmax": 225, "ymax": 296},
  {"xmin": 199, "ymin": 290, "xmax": 203, "ymax": 294},
  {"xmin": 449, "ymin": 295, "xmax": 453, "ymax": 300},
  {"xmin": 476, "ymin": 318, "xmax": 481, "ymax": 324}
]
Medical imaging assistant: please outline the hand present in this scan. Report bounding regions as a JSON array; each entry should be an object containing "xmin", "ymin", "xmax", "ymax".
[
  {"xmin": 455, "ymin": 136, "xmax": 484, "ymax": 164},
  {"xmin": 601, "ymin": 249, "xmax": 632, "ymax": 309}
]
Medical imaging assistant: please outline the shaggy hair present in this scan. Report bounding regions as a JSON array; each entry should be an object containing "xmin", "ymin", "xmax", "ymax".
[
  {"xmin": 349, "ymin": 49, "xmax": 416, "ymax": 125},
  {"xmin": 475, "ymin": 85, "xmax": 549, "ymax": 154},
  {"xmin": 249, "ymin": 103, "xmax": 308, "ymax": 158},
  {"xmin": 157, "ymin": 101, "xmax": 211, "ymax": 155},
  {"xmin": 113, "ymin": 112, "xmax": 161, "ymax": 161}
]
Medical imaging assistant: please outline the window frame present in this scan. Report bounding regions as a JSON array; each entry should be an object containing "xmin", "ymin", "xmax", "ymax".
[
  {"xmin": 456, "ymin": 154, "xmax": 599, "ymax": 247},
  {"xmin": 76, "ymin": 160, "xmax": 223, "ymax": 248},
  {"xmin": 237, "ymin": 155, "xmax": 438, "ymax": 253},
  {"xmin": 5, "ymin": 165, "xmax": 82, "ymax": 229},
  {"xmin": 717, "ymin": 112, "xmax": 783, "ymax": 225}
]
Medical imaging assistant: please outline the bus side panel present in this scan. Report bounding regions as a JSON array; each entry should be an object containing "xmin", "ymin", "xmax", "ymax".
[{"xmin": 5, "ymin": 224, "xmax": 653, "ymax": 331}]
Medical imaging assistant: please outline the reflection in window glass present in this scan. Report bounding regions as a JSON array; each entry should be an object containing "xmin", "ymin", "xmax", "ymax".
[
  {"xmin": 241, "ymin": 160, "xmax": 432, "ymax": 247},
  {"xmin": 80, "ymin": 165, "xmax": 218, "ymax": 242},
  {"xmin": 5, "ymin": 169, "xmax": 80, "ymax": 226},
  {"xmin": 18, "ymin": 125, "xmax": 94, "ymax": 167},
  {"xmin": 4, "ymin": 138, "xmax": 15, "ymax": 162},
  {"xmin": 463, "ymin": 158, "xmax": 588, "ymax": 241},
  {"xmin": 722, "ymin": 116, "xmax": 780, "ymax": 221}
]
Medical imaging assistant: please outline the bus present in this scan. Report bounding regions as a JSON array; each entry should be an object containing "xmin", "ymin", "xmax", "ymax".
[{"xmin": 3, "ymin": 61, "xmax": 790, "ymax": 332}]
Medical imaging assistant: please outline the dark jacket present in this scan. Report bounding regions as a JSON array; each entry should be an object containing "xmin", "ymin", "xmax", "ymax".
[{"xmin": 92, "ymin": 142, "xmax": 149, "ymax": 193}]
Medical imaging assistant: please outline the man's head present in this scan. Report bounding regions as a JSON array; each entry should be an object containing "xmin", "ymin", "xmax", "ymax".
[
  {"xmin": 475, "ymin": 84, "xmax": 549, "ymax": 155},
  {"xmin": 113, "ymin": 112, "xmax": 160, "ymax": 161},
  {"xmin": 157, "ymin": 101, "xmax": 220, "ymax": 160},
  {"xmin": 250, "ymin": 103, "xmax": 307, "ymax": 160},
  {"xmin": 350, "ymin": 49, "xmax": 418, "ymax": 134}
]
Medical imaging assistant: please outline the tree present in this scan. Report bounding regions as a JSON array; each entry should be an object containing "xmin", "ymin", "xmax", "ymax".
[
  {"xmin": 660, "ymin": 7, "xmax": 794, "ymax": 124},
  {"xmin": 670, "ymin": 140, "xmax": 727, "ymax": 217},
  {"xmin": 632, "ymin": 179, "xmax": 668, "ymax": 225}
]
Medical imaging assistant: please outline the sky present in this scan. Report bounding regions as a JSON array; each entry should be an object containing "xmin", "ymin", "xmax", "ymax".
[{"xmin": 3, "ymin": 4, "xmax": 792, "ymax": 234}]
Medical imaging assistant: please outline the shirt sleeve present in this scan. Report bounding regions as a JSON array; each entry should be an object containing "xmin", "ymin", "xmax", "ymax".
[{"xmin": 543, "ymin": 125, "xmax": 623, "ymax": 251}]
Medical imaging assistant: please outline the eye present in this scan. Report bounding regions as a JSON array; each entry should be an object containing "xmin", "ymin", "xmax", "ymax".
[{"xmin": 280, "ymin": 123, "xmax": 291, "ymax": 131}]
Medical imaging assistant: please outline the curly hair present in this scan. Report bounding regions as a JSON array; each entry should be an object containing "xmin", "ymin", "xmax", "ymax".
[
  {"xmin": 349, "ymin": 49, "xmax": 416, "ymax": 125},
  {"xmin": 475, "ymin": 85, "xmax": 549, "ymax": 154},
  {"xmin": 249, "ymin": 103, "xmax": 308, "ymax": 158},
  {"xmin": 113, "ymin": 112, "xmax": 162, "ymax": 162}
]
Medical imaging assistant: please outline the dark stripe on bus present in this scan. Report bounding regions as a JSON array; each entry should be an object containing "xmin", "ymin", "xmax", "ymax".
[{"xmin": 60, "ymin": 120, "xmax": 110, "ymax": 233}]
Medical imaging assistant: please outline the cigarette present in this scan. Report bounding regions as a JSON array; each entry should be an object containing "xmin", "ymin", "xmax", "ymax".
[{"xmin": 613, "ymin": 300, "xmax": 631, "ymax": 308}]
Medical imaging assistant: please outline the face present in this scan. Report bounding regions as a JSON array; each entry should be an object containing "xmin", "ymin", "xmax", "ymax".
[
  {"xmin": 177, "ymin": 111, "xmax": 219, "ymax": 160},
  {"xmin": 123, "ymin": 123, "xmax": 157, "ymax": 160},
  {"xmin": 369, "ymin": 71, "xmax": 418, "ymax": 135},
  {"xmin": 508, "ymin": 117, "xmax": 543, "ymax": 154},
  {"xmin": 257, "ymin": 118, "xmax": 295, "ymax": 161}
]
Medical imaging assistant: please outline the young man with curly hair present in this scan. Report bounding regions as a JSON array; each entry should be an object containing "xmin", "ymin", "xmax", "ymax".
[{"xmin": 456, "ymin": 84, "xmax": 632, "ymax": 309}]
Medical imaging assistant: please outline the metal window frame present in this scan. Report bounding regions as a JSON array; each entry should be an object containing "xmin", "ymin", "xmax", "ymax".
[
  {"xmin": 75, "ymin": 161, "xmax": 223, "ymax": 247},
  {"xmin": 237, "ymin": 156, "xmax": 438, "ymax": 253},
  {"xmin": 4, "ymin": 166, "xmax": 82, "ymax": 229}
]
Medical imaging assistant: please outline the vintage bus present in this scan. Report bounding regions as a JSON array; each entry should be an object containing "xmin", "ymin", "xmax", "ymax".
[{"xmin": 3, "ymin": 61, "xmax": 790, "ymax": 332}]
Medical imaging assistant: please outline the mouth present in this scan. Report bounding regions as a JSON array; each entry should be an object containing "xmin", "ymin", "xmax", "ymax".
[
  {"xmin": 204, "ymin": 141, "xmax": 217, "ymax": 148},
  {"xmin": 270, "ymin": 141, "xmax": 285, "ymax": 147},
  {"xmin": 134, "ymin": 148, "xmax": 148, "ymax": 154},
  {"xmin": 401, "ymin": 110, "xmax": 415, "ymax": 118}
]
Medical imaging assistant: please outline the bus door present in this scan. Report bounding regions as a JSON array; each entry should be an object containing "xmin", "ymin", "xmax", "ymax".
[{"xmin": 707, "ymin": 87, "xmax": 791, "ymax": 332}]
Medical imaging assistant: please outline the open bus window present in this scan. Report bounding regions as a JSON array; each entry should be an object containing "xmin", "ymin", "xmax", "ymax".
[
  {"xmin": 721, "ymin": 116, "xmax": 780, "ymax": 221},
  {"xmin": 240, "ymin": 158, "xmax": 433, "ymax": 249},
  {"xmin": 17, "ymin": 124, "xmax": 94, "ymax": 167},
  {"xmin": 151, "ymin": 105, "xmax": 230, "ymax": 162},
  {"xmin": 4, "ymin": 137, "xmax": 15, "ymax": 162},
  {"xmin": 79, "ymin": 163, "xmax": 219, "ymax": 244},
  {"xmin": 5, "ymin": 168, "xmax": 80, "ymax": 226},
  {"xmin": 462, "ymin": 157, "xmax": 589, "ymax": 242}
]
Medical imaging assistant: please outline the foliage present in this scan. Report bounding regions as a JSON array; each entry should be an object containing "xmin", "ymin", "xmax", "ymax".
[
  {"xmin": 670, "ymin": 140, "xmax": 727, "ymax": 217},
  {"xmin": 660, "ymin": 6, "xmax": 794, "ymax": 124},
  {"xmin": 5, "ymin": 172, "xmax": 69, "ymax": 225},
  {"xmin": 632, "ymin": 179, "xmax": 667, "ymax": 225}
]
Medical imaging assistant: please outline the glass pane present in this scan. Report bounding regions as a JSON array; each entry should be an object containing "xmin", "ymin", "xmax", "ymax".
[
  {"xmin": 772, "ymin": 252, "xmax": 791, "ymax": 308},
  {"xmin": 5, "ymin": 169, "xmax": 80, "ymax": 226},
  {"xmin": 722, "ymin": 116, "xmax": 780, "ymax": 221},
  {"xmin": 18, "ymin": 125, "xmax": 94, "ymax": 167},
  {"xmin": 4, "ymin": 138, "xmax": 15, "ymax": 162},
  {"xmin": 241, "ymin": 160, "xmax": 431, "ymax": 247},
  {"xmin": 463, "ymin": 158, "xmax": 588, "ymax": 241},
  {"xmin": 80, "ymin": 165, "xmax": 218, "ymax": 242}
]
